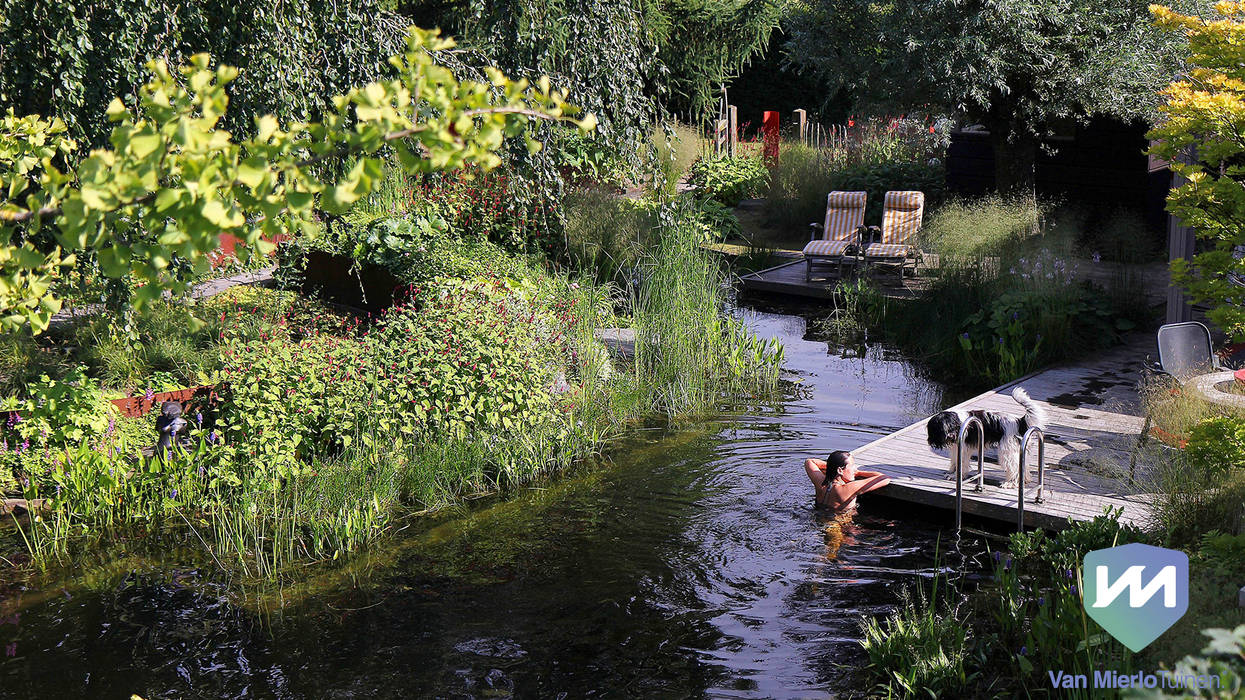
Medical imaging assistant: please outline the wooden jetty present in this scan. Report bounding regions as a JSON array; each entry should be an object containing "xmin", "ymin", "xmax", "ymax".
[
  {"xmin": 732, "ymin": 251, "xmax": 1169, "ymax": 305},
  {"xmin": 738, "ymin": 259, "xmax": 931, "ymax": 300},
  {"xmin": 855, "ymin": 337, "xmax": 1157, "ymax": 531}
]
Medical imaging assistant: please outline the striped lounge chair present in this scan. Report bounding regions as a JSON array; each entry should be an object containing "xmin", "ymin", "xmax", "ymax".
[
  {"xmin": 865, "ymin": 191, "xmax": 924, "ymax": 279},
  {"xmin": 802, "ymin": 191, "xmax": 867, "ymax": 282}
]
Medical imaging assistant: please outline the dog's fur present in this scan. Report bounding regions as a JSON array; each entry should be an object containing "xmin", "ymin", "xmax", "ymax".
[{"xmin": 925, "ymin": 387, "xmax": 1045, "ymax": 488}]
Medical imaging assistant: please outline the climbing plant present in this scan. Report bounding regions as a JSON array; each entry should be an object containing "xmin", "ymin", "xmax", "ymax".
[{"xmin": 0, "ymin": 27, "xmax": 593, "ymax": 333}]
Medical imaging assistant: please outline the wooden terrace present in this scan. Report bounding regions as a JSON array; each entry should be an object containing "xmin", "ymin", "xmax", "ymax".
[{"xmin": 854, "ymin": 337, "xmax": 1157, "ymax": 530}]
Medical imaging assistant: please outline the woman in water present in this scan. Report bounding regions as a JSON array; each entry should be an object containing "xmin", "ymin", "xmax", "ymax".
[{"xmin": 804, "ymin": 450, "xmax": 890, "ymax": 512}]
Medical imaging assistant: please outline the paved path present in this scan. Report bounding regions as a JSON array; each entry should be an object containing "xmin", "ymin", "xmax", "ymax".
[{"xmin": 46, "ymin": 266, "xmax": 274, "ymax": 332}]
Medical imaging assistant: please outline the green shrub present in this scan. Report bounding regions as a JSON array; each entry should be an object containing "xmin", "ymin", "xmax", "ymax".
[
  {"xmin": 690, "ymin": 197, "xmax": 742, "ymax": 242},
  {"xmin": 1195, "ymin": 531, "xmax": 1245, "ymax": 576},
  {"xmin": 0, "ymin": 367, "xmax": 118, "ymax": 489},
  {"xmin": 687, "ymin": 156, "xmax": 770, "ymax": 206},
  {"xmin": 1186, "ymin": 416, "xmax": 1245, "ymax": 477}
]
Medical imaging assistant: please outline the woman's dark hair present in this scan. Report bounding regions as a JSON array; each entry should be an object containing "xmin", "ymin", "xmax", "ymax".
[{"xmin": 822, "ymin": 450, "xmax": 851, "ymax": 487}]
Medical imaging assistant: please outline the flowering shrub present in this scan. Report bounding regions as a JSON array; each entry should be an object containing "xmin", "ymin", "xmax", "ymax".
[
  {"xmin": 415, "ymin": 166, "xmax": 555, "ymax": 253},
  {"xmin": 365, "ymin": 277, "xmax": 570, "ymax": 439},
  {"xmin": 214, "ymin": 277, "xmax": 578, "ymax": 478},
  {"xmin": 215, "ymin": 332, "xmax": 369, "ymax": 477}
]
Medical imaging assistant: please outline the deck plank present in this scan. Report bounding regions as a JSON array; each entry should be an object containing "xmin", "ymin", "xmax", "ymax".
[
  {"xmin": 739, "ymin": 260, "xmax": 930, "ymax": 300},
  {"xmin": 852, "ymin": 337, "xmax": 1157, "ymax": 531}
]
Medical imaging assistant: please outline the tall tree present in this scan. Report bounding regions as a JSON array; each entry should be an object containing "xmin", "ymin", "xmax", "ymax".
[
  {"xmin": 400, "ymin": 0, "xmax": 786, "ymax": 146},
  {"xmin": 784, "ymin": 0, "xmax": 1195, "ymax": 193}
]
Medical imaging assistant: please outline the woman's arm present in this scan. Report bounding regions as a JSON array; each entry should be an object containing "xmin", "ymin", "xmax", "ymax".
[
  {"xmin": 854, "ymin": 469, "xmax": 883, "ymax": 479},
  {"xmin": 835, "ymin": 474, "xmax": 890, "ymax": 501},
  {"xmin": 804, "ymin": 459, "xmax": 827, "ymax": 488}
]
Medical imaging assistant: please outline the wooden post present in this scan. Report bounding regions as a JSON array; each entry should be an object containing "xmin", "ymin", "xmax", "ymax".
[
  {"xmin": 728, "ymin": 105, "xmax": 738, "ymax": 159},
  {"xmin": 793, "ymin": 109, "xmax": 807, "ymax": 144},
  {"xmin": 713, "ymin": 119, "xmax": 728, "ymax": 157},
  {"xmin": 1164, "ymin": 148, "xmax": 1196, "ymax": 324}
]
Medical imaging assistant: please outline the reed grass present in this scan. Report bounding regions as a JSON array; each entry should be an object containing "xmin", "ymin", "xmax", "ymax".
[
  {"xmin": 632, "ymin": 198, "xmax": 783, "ymax": 417},
  {"xmin": 652, "ymin": 122, "xmax": 710, "ymax": 193}
]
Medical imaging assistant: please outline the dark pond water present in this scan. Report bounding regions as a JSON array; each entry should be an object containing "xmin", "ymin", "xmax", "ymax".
[{"xmin": 0, "ymin": 306, "xmax": 989, "ymax": 699}]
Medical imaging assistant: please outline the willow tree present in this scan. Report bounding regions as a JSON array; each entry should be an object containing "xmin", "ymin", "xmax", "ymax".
[
  {"xmin": 0, "ymin": 0, "xmax": 408, "ymax": 150},
  {"xmin": 784, "ymin": 0, "xmax": 1191, "ymax": 193},
  {"xmin": 401, "ymin": 0, "xmax": 785, "ymax": 143},
  {"xmin": 0, "ymin": 27, "xmax": 593, "ymax": 333},
  {"xmin": 1151, "ymin": 2, "xmax": 1245, "ymax": 340}
]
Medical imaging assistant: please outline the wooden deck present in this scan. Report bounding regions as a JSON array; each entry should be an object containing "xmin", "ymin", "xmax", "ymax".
[
  {"xmin": 735, "ymin": 255, "xmax": 1170, "ymax": 305},
  {"xmin": 855, "ymin": 337, "xmax": 1157, "ymax": 531},
  {"xmin": 738, "ymin": 259, "xmax": 931, "ymax": 300}
]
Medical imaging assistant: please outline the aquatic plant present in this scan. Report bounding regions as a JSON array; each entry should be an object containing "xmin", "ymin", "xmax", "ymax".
[
  {"xmin": 860, "ymin": 511, "xmax": 1145, "ymax": 697},
  {"xmin": 860, "ymin": 582, "xmax": 973, "ymax": 697},
  {"xmin": 5, "ymin": 203, "xmax": 783, "ymax": 578}
]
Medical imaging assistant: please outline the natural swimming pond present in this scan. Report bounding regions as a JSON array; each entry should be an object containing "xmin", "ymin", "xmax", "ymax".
[{"xmin": 0, "ymin": 305, "xmax": 990, "ymax": 698}]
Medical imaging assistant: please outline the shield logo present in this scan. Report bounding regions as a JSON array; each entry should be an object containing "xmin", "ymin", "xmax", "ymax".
[{"xmin": 1083, "ymin": 543, "xmax": 1189, "ymax": 652}]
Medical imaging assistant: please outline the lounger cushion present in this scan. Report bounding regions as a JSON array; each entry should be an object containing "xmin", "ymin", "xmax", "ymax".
[
  {"xmin": 880, "ymin": 191, "xmax": 925, "ymax": 246},
  {"xmin": 821, "ymin": 191, "xmax": 867, "ymax": 242},
  {"xmin": 865, "ymin": 243, "xmax": 911, "ymax": 258},
  {"xmin": 804, "ymin": 239, "xmax": 853, "ymax": 257}
]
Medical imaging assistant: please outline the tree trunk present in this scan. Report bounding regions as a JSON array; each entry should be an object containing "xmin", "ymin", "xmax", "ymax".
[{"xmin": 990, "ymin": 128, "xmax": 1038, "ymax": 196}]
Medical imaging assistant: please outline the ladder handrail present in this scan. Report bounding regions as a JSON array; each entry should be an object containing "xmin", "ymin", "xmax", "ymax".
[
  {"xmin": 955, "ymin": 416, "xmax": 985, "ymax": 530},
  {"xmin": 1017, "ymin": 427, "xmax": 1046, "ymax": 531}
]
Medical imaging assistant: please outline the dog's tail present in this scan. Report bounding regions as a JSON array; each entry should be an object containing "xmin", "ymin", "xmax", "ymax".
[{"xmin": 1011, "ymin": 387, "xmax": 1045, "ymax": 431}]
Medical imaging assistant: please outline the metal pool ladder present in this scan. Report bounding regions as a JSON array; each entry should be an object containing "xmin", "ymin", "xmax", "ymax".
[
  {"xmin": 954, "ymin": 416, "xmax": 985, "ymax": 530},
  {"xmin": 1017, "ymin": 427, "xmax": 1046, "ymax": 531}
]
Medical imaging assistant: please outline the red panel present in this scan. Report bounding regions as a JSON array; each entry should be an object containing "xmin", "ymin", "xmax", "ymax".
[{"xmin": 762, "ymin": 110, "xmax": 780, "ymax": 166}]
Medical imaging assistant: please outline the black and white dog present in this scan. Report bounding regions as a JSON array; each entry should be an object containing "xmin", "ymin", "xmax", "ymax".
[{"xmin": 925, "ymin": 387, "xmax": 1045, "ymax": 488}]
